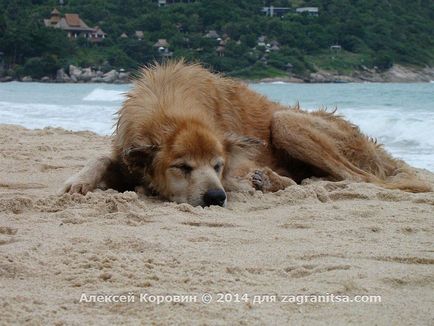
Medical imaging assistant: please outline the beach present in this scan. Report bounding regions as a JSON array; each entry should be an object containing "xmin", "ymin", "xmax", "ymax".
[{"xmin": 1, "ymin": 124, "xmax": 433, "ymax": 324}]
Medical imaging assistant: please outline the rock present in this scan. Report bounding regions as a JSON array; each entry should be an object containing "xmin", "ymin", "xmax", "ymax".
[
  {"xmin": 96, "ymin": 70, "xmax": 104, "ymax": 77},
  {"xmin": 69, "ymin": 65, "xmax": 82, "ymax": 79},
  {"xmin": 80, "ymin": 67, "xmax": 95, "ymax": 82},
  {"xmin": 309, "ymin": 72, "xmax": 331, "ymax": 83},
  {"xmin": 0, "ymin": 76, "xmax": 13, "ymax": 82},
  {"xmin": 102, "ymin": 69, "xmax": 119, "ymax": 83},
  {"xmin": 90, "ymin": 77, "xmax": 103, "ymax": 83},
  {"xmin": 41, "ymin": 76, "xmax": 51, "ymax": 82},
  {"xmin": 70, "ymin": 75, "xmax": 78, "ymax": 83},
  {"xmin": 118, "ymin": 72, "xmax": 130, "ymax": 81},
  {"xmin": 381, "ymin": 64, "xmax": 429, "ymax": 82},
  {"xmin": 21, "ymin": 76, "xmax": 33, "ymax": 82},
  {"xmin": 56, "ymin": 68, "xmax": 71, "ymax": 83}
]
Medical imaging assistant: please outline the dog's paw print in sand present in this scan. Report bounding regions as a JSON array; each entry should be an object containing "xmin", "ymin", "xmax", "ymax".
[{"xmin": 250, "ymin": 168, "xmax": 296, "ymax": 193}]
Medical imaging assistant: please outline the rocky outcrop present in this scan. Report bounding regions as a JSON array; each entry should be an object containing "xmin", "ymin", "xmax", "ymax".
[
  {"xmin": 2, "ymin": 64, "xmax": 433, "ymax": 84},
  {"xmin": 54, "ymin": 66, "xmax": 130, "ymax": 83},
  {"xmin": 304, "ymin": 65, "xmax": 434, "ymax": 83},
  {"xmin": 0, "ymin": 76, "xmax": 13, "ymax": 82}
]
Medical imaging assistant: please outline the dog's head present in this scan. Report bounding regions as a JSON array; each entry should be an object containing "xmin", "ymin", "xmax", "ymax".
[{"xmin": 123, "ymin": 120, "xmax": 260, "ymax": 207}]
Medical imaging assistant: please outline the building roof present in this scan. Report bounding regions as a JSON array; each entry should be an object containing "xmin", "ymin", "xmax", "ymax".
[
  {"xmin": 154, "ymin": 39, "xmax": 169, "ymax": 47},
  {"xmin": 44, "ymin": 9, "xmax": 95, "ymax": 32},
  {"xmin": 135, "ymin": 31, "xmax": 144, "ymax": 38},
  {"xmin": 296, "ymin": 7, "xmax": 319, "ymax": 13},
  {"xmin": 94, "ymin": 26, "xmax": 106, "ymax": 36},
  {"xmin": 205, "ymin": 30, "xmax": 220, "ymax": 38},
  {"xmin": 64, "ymin": 14, "xmax": 82, "ymax": 27}
]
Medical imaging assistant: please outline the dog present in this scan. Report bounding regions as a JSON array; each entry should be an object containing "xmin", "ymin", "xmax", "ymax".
[{"xmin": 61, "ymin": 60, "xmax": 431, "ymax": 206}]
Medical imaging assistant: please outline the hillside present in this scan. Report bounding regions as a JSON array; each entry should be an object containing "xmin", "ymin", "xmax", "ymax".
[{"xmin": 1, "ymin": 0, "xmax": 434, "ymax": 80}]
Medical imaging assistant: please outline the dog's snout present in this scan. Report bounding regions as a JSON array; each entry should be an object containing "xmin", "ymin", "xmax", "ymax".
[{"xmin": 203, "ymin": 189, "xmax": 226, "ymax": 207}]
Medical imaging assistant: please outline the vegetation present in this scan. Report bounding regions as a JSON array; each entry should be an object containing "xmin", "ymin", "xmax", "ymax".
[{"xmin": 1, "ymin": 0, "xmax": 434, "ymax": 79}]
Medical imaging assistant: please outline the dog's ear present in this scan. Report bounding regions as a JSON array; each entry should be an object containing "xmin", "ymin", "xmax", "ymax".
[
  {"xmin": 123, "ymin": 145, "xmax": 159, "ymax": 169},
  {"xmin": 224, "ymin": 133, "xmax": 265, "ymax": 158}
]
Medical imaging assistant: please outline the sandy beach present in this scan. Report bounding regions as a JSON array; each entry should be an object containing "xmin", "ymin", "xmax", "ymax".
[{"xmin": 0, "ymin": 124, "xmax": 433, "ymax": 325}]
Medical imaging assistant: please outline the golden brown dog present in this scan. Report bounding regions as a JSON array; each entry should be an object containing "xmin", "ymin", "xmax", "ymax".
[{"xmin": 61, "ymin": 61, "xmax": 431, "ymax": 206}]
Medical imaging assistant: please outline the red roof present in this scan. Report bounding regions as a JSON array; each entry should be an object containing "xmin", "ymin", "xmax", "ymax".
[{"xmin": 65, "ymin": 14, "xmax": 82, "ymax": 27}]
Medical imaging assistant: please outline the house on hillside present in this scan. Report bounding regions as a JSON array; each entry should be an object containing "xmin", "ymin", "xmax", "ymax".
[
  {"xmin": 270, "ymin": 40, "xmax": 280, "ymax": 51},
  {"xmin": 295, "ymin": 7, "xmax": 319, "ymax": 16},
  {"xmin": 44, "ymin": 8, "xmax": 106, "ymax": 41},
  {"xmin": 257, "ymin": 36, "xmax": 267, "ymax": 47},
  {"xmin": 216, "ymin": 46, "xmax": 225, "ymax": 57},
  {"xmin": 261, "ymin": 6, "xmax": 291, "ymax": 17},
  {"xmin": 154, "ymin": 39, "xmax": 170, "ymax": 48},
  {"xmin": 205, "ymin": 30, "xmax": 220, "ymax": 39},
  {"xmin": 158, "ymin": 0, "xmax": 195, "ymax": 7},
  {"xmin": 135, "ymin": 31, "xmax": 144, "ymax": 40}
]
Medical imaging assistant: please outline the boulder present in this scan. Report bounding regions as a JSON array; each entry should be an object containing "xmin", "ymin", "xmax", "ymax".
[
  {"xmin": 56, "ymin": 68, "xmax": 71, "ymax": 82},
  {"xmin": 118, "ymin": 72, "xmax": 130, "ymax": 81},
  {"xmin": 41, "ymin": 76, "xmax": 51, "ymax": 82},
  {"xmin": 102, "ymin": 69, "xmax": 119, "ymax": 83},
  {"xmin": 69, "ymin": 65, "xmax": 82, "ymax": 79},
  {"xmin": 0, "ymin": 76, "xmax": 13, "ymax": 82},
  {"xmin": 90, "ymin": 77, "xmax": 103, "ymax": 83},
  {"xmin": 80, "ymin": 67, "xmax": 95, "ymax": 82},
  {"xmin": 22, "ymin": 76, "xmax": 33, "ymax": 82}
]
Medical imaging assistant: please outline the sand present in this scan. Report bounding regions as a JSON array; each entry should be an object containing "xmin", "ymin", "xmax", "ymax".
[{"xmin": 0, "ymin": 124, "xmax": 433, "ymax": 325}]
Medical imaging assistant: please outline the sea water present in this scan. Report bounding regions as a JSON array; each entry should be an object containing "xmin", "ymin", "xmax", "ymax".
[{"xmin": 0, "ymin": 81, "xmax": 433, "ymax": 171}]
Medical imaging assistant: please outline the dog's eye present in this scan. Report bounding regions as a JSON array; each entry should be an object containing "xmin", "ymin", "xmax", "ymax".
[
  {"xmin": 214, "ymin": 163, "xmax": 223, "ymax": 173},
  {"xmin": 176, "ymin": 164, "xmax": 193, "ymax": 174}
]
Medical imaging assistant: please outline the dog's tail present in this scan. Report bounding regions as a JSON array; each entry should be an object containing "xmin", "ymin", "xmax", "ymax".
[
  {"xmin": 368, "ymin": 170, "xmax": 432, "ymax": 193},
  {"xmin": 378, "ymin": 179, "xmax": 432, "ymax": 193}
]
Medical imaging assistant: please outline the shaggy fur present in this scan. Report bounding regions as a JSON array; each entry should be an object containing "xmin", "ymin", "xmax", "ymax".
[{"xmin": 61, "ymin": 61, "xmax": 431, "ymax": 206}]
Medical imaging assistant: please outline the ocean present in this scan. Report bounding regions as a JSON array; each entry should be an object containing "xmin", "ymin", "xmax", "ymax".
[{"xmin": 0, "ymin": 81, "xmax": 433, "ymax": 171}]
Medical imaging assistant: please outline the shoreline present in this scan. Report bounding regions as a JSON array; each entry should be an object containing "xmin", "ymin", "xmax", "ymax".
[
  {"xmin": 1, "ymin": 64, "xmax": 434, "ymax": 84},
  {"xmin": 2, "ymin": 77, "xmax": 434, "ymax": 85}
]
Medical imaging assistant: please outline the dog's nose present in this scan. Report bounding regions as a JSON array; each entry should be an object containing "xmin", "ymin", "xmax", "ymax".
[{"xmin": 203, "ymin": 189, "xmax": 226, "ymax": 207}]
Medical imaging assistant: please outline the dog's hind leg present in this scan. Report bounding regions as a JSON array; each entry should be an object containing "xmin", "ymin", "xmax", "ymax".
[
  {"xmin": 271, "ymin": 110, "xmax": 375, "ymax": 183},
  {"xmin": 60, "ymin": 155, "xmax": 113, "ymax": 195}
]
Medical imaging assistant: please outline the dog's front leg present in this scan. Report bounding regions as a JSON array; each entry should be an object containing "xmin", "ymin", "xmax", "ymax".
[
  {"xmin": 60, "ymin": 155, "xmax": 113, "ymax": 195},
  {"xmin": 249, "ymin": 167, "xmax": 296, "ymax": 192},
  {"xmin": 224, "ymin": 167, "xmax": 296, "ymax": 193}
]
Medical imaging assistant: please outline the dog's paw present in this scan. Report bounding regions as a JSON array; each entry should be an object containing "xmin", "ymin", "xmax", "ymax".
[
  {"xmin": 59, "ymin": 177, "xmax": 95, "ymax": 195},
  {"xmin": 250, "ymin": 168, "xmax": 296, "ymax": 193},
  {"xmin": 251, "ymin": 169, "xmax": 271, "ymax": 191}
]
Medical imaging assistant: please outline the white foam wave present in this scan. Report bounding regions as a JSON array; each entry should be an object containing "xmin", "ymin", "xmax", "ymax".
[
  {"xmin": 83, "ymin": 89, "xmax": 125, "ymax": 102},
  {"xmin": 0, "ymin": 101, "xmax": 116, "ymax": 135},
  {"xmin": 340, "ymin": 107, "xmax": 434, "ymax": 149}
]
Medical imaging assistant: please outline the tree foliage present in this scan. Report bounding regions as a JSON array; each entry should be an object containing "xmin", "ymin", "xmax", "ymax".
[{"xmin": 0, "ymin": 0, "xmax": 433, "ymax": 78}]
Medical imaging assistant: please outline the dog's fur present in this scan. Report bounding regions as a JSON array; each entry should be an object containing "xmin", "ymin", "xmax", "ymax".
[{"xmin": 61, "ymin": 61, "xmax": 431, "ymax": 206}]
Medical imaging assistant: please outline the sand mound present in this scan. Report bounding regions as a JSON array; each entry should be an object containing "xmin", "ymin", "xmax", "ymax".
[{"xmin": 1, "ymin": 124, "xmax": 433, "ymax": 324}]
